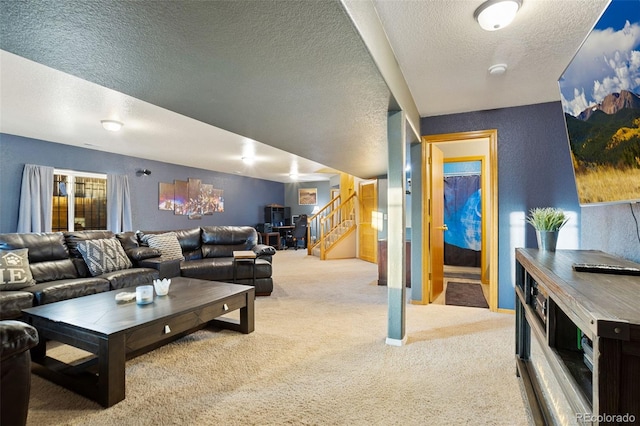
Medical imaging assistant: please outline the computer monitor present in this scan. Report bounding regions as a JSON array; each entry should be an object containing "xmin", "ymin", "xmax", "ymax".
[{"xmin": 272, "ymin": 211, "xmax": 284, "ymax": 227}]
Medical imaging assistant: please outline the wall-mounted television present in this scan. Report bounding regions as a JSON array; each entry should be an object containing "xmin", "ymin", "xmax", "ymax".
[{"xmin": 558, "ymin": 0, "xmax": 640, "ymax": 206}]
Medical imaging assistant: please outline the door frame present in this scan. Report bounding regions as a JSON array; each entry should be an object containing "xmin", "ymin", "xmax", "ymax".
[
  {"xmin": 421, "ymin": 129, "xmax": 498, "ymax": 312},
  {"xmin": 444, "ymin": 156, "xmax": 486, "ymax": 284}
]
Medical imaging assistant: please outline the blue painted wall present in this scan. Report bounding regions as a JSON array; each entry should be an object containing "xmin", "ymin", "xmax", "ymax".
[
  {"xmin": 422, "ymin": 101, "xmax": 582, "ymax": 310},
  {"xmin": 284, "ymin": 181, "xmax": 332, "ymax": 218},
  {"xmin": 0, "ymin": 134, "xmax": 284, "ymax": 233}
]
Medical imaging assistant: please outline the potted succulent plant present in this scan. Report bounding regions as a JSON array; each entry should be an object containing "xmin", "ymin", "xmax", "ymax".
[{"xmin": 526, "ymin": 207, "xmax": 569, "ymax": 251}]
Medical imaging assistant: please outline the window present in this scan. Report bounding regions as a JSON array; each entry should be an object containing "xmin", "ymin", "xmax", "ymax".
[{"xmin": 52, "ymin": 170, "xmax": 107, "ymax": 231}]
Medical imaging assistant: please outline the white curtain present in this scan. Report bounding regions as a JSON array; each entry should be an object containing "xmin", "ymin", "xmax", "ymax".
[
  {"xmin": 107, "ymin": 174, "xmax": 133, "ymax": 232},
  {"xmin": 17, "ymin": 164, "xmax": 54, "ymax": 232}
]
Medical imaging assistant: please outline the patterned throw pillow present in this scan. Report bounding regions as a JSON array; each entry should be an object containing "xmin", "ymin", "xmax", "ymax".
[
  {"xmin": 143, "ymin": 232, "xmax": 184, "ymax": 261},
  {"xmin": 0, "ymin": 248, "xmax": 36, "ymax": 290},
  {"xmin": 76, "ymin": 238, "xmax": 133, "ymax": 277}
]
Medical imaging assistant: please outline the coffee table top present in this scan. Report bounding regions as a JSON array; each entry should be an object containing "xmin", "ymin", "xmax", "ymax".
[{"xmin": 22, "ymin": 277, "xmax": 252, "ymax": 336}]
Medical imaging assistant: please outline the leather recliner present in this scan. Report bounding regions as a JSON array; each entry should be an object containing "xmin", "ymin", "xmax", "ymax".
[{"xmin": 1, "ymin": 320, "xmax": 39, "ymax": 426}]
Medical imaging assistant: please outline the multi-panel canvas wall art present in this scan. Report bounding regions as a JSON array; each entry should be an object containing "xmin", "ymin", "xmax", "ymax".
[{"xmin": 158, "ymin": 178, "xmax": 224, "ymax": 219}]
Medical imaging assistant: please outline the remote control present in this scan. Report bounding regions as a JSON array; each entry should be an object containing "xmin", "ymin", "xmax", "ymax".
[{"xmin": 572, "ymin": 263, "xmax": 640, "ymax": 276}]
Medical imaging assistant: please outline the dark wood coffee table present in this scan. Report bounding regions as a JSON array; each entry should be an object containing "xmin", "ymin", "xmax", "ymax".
[{"xmin": 21, "ymin": 277, "xmax": 254, "ymax": 407}]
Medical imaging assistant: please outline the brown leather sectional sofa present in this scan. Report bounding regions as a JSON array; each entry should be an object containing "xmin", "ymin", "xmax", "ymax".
[{"xmin": 0, "ymin": 226, "xmax": 276, "ymax": 320}]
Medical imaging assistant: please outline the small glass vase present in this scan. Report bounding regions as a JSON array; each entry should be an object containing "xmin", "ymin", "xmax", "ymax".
[{"xmin": 536, "ymin": 230, "xmax": 558, "ymax": 252}]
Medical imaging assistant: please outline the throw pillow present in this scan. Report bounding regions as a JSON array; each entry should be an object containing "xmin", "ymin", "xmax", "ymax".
[
  {"xmin": 0, "ymin": 248, "xmax": 36, "ymax": 290},
  {"xmin": 76, "ymin": 238, "xmax": 133, "ymax": 277},
  {"xmin": 143, "ymin": 232, "xmax": 184, "ymax": 261}
]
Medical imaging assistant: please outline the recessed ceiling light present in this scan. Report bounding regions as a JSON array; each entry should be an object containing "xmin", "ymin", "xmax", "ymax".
[
  {"xmin": 101, "ymin": 119, "xmax": 123, "ymax": 132},
  {"xmin": 474, "ymin": 0, "xmax": 522, "ymax": 31},
  {"xmin": 241, "ymin": 156, "xmax": 255, "ymax": 165}
]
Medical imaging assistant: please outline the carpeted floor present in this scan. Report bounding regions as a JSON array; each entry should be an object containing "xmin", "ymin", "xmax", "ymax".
[
  {"xmin": 26, "ymin": 250, "xmax": 530, "ymax": 425},
  {"xmin": 445, "ymin": 282, "xmax": 489, "ymax": 308}
]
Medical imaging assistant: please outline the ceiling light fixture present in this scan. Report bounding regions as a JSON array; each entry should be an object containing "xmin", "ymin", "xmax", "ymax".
[
  {"xmin": 101, "ymin": 119, "xmax": 123, "ymax": 132},
  {"xmin": 474, "ymin": 0, "xmax": 522, "ymax": 31},
  {"xmin": 488, "ymin": 63, "xmax": 508, "ymax": 75},
  {"xmin": 241, "ymin": 156, "xmax": 255, "ymax": 165}
]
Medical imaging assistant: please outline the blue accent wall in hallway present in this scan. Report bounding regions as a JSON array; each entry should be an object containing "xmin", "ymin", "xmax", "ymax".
[{"xmin": 422, "ymin": 101, "xmax": 581, "ymax": 310}]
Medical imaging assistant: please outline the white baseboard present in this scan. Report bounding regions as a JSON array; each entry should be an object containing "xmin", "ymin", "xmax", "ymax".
[{"xmin": 385, "ymin": 335, "xmax": 408, "ymax": 346}]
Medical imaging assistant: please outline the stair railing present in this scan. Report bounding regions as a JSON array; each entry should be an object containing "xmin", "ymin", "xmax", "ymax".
[
  {"xmin": 307, "ymin": 192, "xmax": 357, "ymax": 258},
  {"xmin": 306, "ymin": 195, "xmax": 339, "ymax": 255}
]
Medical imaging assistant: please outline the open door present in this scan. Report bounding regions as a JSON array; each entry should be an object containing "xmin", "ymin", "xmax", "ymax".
[
  {"xmin": 428, "ymin": 144, "xmax": 446, "ymax": 302},
  {"xmin": 422, "ymin": 129, "xmax": 498, "ymax": 312}
]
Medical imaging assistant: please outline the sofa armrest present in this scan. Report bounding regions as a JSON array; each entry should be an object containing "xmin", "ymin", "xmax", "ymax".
[
  {"xmin": 127, "ymin": 246, "xmax": 162, "ymax": 262},
  {"xmin": 0, "ymin": 320, "xmax": 39, "ymax": 361},
  {"xmin": 137, "ymin": 258, "xmax": 181, "ymax": 279},
  {"xmin": 253, "ymin": 244, "xmax": 276, "ymax": 257}
]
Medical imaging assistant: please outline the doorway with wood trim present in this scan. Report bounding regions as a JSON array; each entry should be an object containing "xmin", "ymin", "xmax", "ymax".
[{"xmin": 421, "ymin": 130, "xmax": 498, "ymax": 311}]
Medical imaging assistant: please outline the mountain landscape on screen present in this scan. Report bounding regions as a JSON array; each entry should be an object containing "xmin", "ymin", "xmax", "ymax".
[
  {"xmin": 566, "ymin": 90, "xmax": 640, "ymax": 176},
  {"xmin": 558, "ymin": 0, "xmax": 640, "ymax": 205}
]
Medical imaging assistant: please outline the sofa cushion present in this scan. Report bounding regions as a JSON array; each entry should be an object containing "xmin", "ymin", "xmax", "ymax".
[
  {"xmin": 29, "ymin": 259, "xmax": 78, "ymax": 283},
  {"xmin": 64, "ymin": 230, "xmax": 115, "ymax": 258},
  {"xmin": 0, "ymin": 292, "xmax": 34, "ymax": 320},
  {"xmin": 115, "ymin": 231, "xmax": 139, "ymax": 252},
  {"xmin": 200, "ymin": 226, "xmax": 258, "ymax": 258},
  {"xmin": 29, "ymin": 277, "xmax": 111, "ymax": 306},
  {"xmin": 76, "ymin": 238, "xmax": 133, "ymax": 276},
  {"xmin": 180, "ymin": 258, "xmax": 272, "ymax": 282},
  {"xmin": 138, "ymin": 228, "xmax": 201, "ymax": 260},
  {"xmin": 99, "ymin": 267, "xmax": 160, "ymax": 290},
  {"xmin": 116, "ymin": 232, "xmax": 161, "ymax": 261},
  {"xmin": 127, "ymin": 247, "xmax": 162, "ymax": 261},
  {"xmin": 65, "ymin": 231, "xmax": 116, "ymax": 278},
  {"xmin": 0, "ymin": 248, "xmax": 35, "ymax": 290},
  {"xmin": 0, "ymin": 232, "xmax": 78, "ymax": 283},
  {"xmin": 141, "ymin": 232, "xmax": 185, "ymax": 261}
]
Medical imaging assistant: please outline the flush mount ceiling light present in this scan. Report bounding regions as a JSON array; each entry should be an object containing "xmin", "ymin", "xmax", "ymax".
[
  {"xmin": 101, "ymin": 119, "xmax": 123, "ymax": 132},
  {"xmin": 474, "ymin": 0, "xmax": 522, "ymax": 31},
  {"xmin": 488, "ymin": 63, "xmax": 508, "ymax": 75}
]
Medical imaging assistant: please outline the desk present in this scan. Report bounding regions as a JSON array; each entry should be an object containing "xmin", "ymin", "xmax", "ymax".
[
  {"xmin": 272, "ymin": 226, "xmax": 295, "ymax": 249},
  {"xmin": 272, "ymin": 225, "xmax": 294, "ymax": 233},
  {"xmin": 260, "ymin": 232, "xmax": 281, "ymax": 249}
]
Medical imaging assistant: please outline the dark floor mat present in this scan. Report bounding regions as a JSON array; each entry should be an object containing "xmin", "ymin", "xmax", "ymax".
[{"xmin": 445, "ymin": 282, "xmax": 488, "ymax": 308}]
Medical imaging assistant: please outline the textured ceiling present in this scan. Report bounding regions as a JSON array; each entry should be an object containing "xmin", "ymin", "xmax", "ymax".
[
  {"xmin": 0, "ymin": 1, "xmax": 392, "ymax": 180},
  {"xmin": 373, "ymin": 0, "xmax": 610, "ymax": 117},
  {"xmin": 0, "ymin": 0, "xmax": 610, "ymax": 182}
]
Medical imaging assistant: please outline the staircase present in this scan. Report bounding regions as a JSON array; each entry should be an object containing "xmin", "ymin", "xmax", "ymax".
[{"xmin": 307, "ymin": 193, "xmax": 357, "ymax": 260}]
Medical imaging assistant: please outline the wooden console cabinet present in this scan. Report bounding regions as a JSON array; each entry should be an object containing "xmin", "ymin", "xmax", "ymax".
[
  {"xmin": 377, "ymin": 240, "xmax": 411, "ymax": 287},
  {"xmin": 515, "ymin": 249, "xmax": 640, "ymax": 425}
]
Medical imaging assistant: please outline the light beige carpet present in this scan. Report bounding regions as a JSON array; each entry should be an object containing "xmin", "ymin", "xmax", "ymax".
[{"xmin": 26, "ymin": 249, "xmax": 530, "ymax": 425}]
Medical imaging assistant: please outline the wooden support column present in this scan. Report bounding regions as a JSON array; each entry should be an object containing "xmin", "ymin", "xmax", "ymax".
[{"xmin": 386, "ymin": 111, "xmax": 407, "ymax": 346}]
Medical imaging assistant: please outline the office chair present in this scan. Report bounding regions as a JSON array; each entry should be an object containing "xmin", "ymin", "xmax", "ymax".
[{"xmin": 290, "ymin": 214, "xmax": 308, "ymax": 250}]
